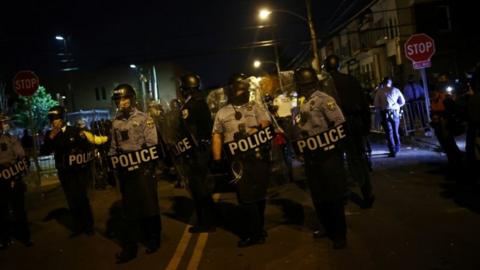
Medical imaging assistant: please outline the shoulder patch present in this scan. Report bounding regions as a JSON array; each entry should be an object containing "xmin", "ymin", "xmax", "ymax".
[
  {"xmin": 182, "ymin": 109, "xmax": 189, "ymax": 119},
  {"xmin": 146, "ymin": 118, "xmax": 155, "ymax": 128},
  {"xmin": 326, "ymin": 101, "xmax": 336, "ymax": 111}
]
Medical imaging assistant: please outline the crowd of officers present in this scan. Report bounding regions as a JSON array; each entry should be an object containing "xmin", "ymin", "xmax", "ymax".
[{"xmin": 12, "ymin": 53, "xmax": 480, "ymax": 264}]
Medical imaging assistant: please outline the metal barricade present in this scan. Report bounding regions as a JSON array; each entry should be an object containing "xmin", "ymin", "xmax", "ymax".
[
  {"xmin": 401, "ymin": 100, "xmax": 430, "ymax": 135},
  {"xmin": 369, "ymin": 101, "xmax": 430, "ymax": 136},
  {"xmin": 24, "ymin": 155, "xmax": 58, "ymax": 189}
]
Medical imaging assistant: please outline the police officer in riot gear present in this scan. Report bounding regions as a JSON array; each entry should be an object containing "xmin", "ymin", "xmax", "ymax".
[
  {"xmin": 42, "ymin": 106, "xmax": 103, "ymax": 238},
  {"xmin": 212, "ymin": 73, "xmax": 273, "ymax": 247},
  {"xmin": 177, "ymin": 73, "xmax": 216, "ymax": 233},
  {"xmin": 109, "ymin": 84, "xmax": 161, "ymax": 263},
  {"xmin": 324, "ymin": 54, "xmax": 375, "ymax": 208},
  {"xmin": 0, "ymin": 114, "xmax": 32, "ymax": 249},
  {"xmin": 293, "ymin": 67, "xmax": 348, "ymax": 249}
]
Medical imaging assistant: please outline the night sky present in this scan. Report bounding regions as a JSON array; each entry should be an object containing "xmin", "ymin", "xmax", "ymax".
[{"xmin": 1, "ymin": 0, "xmax": 375, "ymax": 88}]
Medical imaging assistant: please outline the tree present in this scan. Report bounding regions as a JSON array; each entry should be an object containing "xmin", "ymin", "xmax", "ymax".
[{"xmin": 13, "ymin": 86, "xmax": 58, "ymax": 132}]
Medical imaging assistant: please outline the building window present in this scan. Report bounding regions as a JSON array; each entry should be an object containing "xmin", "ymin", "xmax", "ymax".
[
  {"xmin": 95, "ymin": 88, "xmax": 100, "ymax": 101},
  {"xmin": 101, "ymin": 87, "xmax": 106, "ymax": 100}
]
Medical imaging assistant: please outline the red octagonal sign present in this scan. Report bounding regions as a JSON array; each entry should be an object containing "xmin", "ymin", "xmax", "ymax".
[
  {"xmin": 404, "ymin": 33, "xmax": 436, "ymax": 63},
  {"xmin": 13, "ymin": 70, "xmax": 40, "ymax": 96}
]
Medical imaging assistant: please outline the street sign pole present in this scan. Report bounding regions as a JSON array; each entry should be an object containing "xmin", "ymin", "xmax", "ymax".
[
  {"xmin": 419, "ymin": 68, "xmax": 431, "ymax": 123},
  {"xmin": 404, "ymin": 33, "xmax": 436, "ymax": 128}
]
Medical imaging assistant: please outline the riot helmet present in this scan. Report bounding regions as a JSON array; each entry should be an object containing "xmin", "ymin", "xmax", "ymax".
[
  {"xmin": 227, "ymin": 73, "xmax": 250, "ymax": 105},
  {"xmin": 179, "ymin": 73, "xmax": 201, "ymax": 99},
  {"xmin": 112, "ymin": 84, "xmax": 136, "ymax": 117},
  {"xmin": 294, "ymin": 67, "xmax": 319, "ymax": 98},
  {"xmin": 325, "ymin": 54, "xmax": 340, "ymax": 73},
  {"xmin": 112, "ymin": 84, "xmax": 136, "ymax": 106},
  {"xmin": 47, "ymin": 106, "xmax": 66, "ymax": 122}
]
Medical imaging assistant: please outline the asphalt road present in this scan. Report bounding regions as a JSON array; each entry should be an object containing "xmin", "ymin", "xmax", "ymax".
[{"xmin": 1, "ymin": 142, "xmax": 480, "ymax": 270}]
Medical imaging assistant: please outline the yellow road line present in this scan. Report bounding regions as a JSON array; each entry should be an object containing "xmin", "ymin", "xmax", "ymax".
[
  {"xmin": 186, "ymin": 233, "xmax": 209, "ymax": 270},
  {"xmin": 185, "ymin": 193, "xmax": 221, "ymax": 270},
  {"xmin": 165, "ymin": 226, "xmax": 193, "ymax": 270},
  {"xmin": 166, "ymin": 193, "xmax": 222, "ymax": 270}
]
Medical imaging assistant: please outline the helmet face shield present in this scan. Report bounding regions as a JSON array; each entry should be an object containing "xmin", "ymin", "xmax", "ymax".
[
  {"xmin": 111, "ymin": 84, "xmax": 136, "ymax": 109},
  {"xmin": 294, "ymin": 67, "xmax": 319, "ymax": 97},
  {"xmin": 180, "ymin": 74, "xmax": 201, "ymax": 89},
  {"xmin": 325, "ymin": 55, "xmax": 340, "ymax": 72}
]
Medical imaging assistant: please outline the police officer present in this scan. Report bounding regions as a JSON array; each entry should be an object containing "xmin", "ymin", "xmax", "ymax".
[
  {"xmin": 0, "ymin": 114, "xmax": 32, "ymax": 249},
  {"xmin": 374, "ymin": 77, "xmax": 406, "ymax": 157},
  {"xmin": 177, "ymin": 73, "xmax": 216, "ymax": 233},
  {"xmin": 325, "ymin": 54, "xmax": 375, "ymax": 208},
  {"xmin": 109, "ymin": 84, "xmax": 161, "ymax": 263},
  {"xmin": 42, "ymin": 106, "xmax": 102, "ymax": 238},
  {"xmin": 212, "ymin": 73, "xmax": 272, "ymax": 247},
  {"xmin": 293, "ymin": 67, "xmax": 348, "ymax": 249}
]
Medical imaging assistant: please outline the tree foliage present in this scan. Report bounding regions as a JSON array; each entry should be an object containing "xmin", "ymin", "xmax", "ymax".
[{"xmin": 13, "ymin": 86, "xmax": 58, "ymax": 132}]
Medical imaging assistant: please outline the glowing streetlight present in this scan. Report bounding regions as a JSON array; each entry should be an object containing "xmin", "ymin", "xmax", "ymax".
[
  {"xmin": 257, "ymin": 1, "xmax": 320, "ymax": 71},
  {"xmin": 253, "ymin": 59, "xmax": 284, "ymax": 92},
  {"xmin": 258, "ymin": 9, "xmax": 272, "ymax": 20},
  {"xmin": 55, "ymin": 35, "xmax": 65, "ymax": 41},
  {"xmin": 129, "ymin": 64, "xmax": 137, "ymax": 69}
]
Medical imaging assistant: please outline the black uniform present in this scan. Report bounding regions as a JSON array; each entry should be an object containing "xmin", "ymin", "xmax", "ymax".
[
  {"xmin": 42, "ymin": 125, "xmax": 95, "ymax": 236},
  {"xmin": 325, "ymin": 56, "xmax": 375, "ymax": 207},
  {"xmin": 0, "ymin": 133, "xmax": 31, "ymax": 249},
  {"xmin": 178, "ymin": 93, "xmax": 216, "ymax": 232}
]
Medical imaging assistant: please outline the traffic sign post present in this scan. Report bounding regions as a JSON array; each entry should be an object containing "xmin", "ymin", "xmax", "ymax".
[
  {"xmin": 13, "ymin": 70, "xmax": 40, "ymax": 96},
  {"xmin": 404, "ymin": 33, "xmax": 436, "ymax": 124},
  {"xmin": 12, "ymin": 70, "xmax": 42, "ymax": 187}
]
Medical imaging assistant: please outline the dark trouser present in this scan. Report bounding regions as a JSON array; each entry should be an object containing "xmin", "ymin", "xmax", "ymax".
[
  {"xmin": 117, "ymin": 165, "xmax": 161, "ymax": 253},
  {"xmin": 344, "ymin": 134, "xmax": 373, "ymax": 200},
  {"xmin": 305, "ymin": 151, "xmax": 347, "ymax": 242},
  {"xmin": 432, "ymin": 117, "xmax": 462, "ymax": 169},
  {"xmin": 119, "ymin": 215, "xmax": 161, "ymax": 253},
  {"xmin": 238, "ymin": 199, "xmax": 266, "ymax": 240},
  {"xmin": 183, "ymin": 152, "xmax": 216, "ymax": 229},
  {"xmin": 466, "ymin": 125, "xmax": 480, "ymax": 183},
  {"xmin": 381, "ymin": 111, "xmax": 401, "ymax": 154},
  {"xmin": 311, "ymin": 199, "xmax": 346, "ymax": 241},
  {"xmin": 0, "ymin": 180, "xmax": 30, "ymax": 244},
  {"xmin": 234, "ymin": 158, "xmax": 270, "ymax": 240},
  {"xmin": 277, "ymin": 117, "xmax": 294, "ymax": 182},
  {"xmin": 57, "ymin": 168, "xmax": 94, "ymax": 233}
]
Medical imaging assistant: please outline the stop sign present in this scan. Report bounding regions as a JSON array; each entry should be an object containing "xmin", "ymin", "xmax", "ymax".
[
  {"xmin": 13, "ymin": 70, "xmax": 40, "ymax": 96},
  {"xmin": 404, "ymin": 33, "xmax": 436, "ymax": 62}
]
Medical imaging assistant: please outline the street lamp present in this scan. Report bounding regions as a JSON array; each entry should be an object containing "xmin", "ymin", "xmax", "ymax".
[
  {"xmin": 55, "ymin": 35, "xmax": 68, "ymax": 52},
  {"xmin": 253, "ymin": 59, "xmax": 284, "ymax": 92},
  {"xmin": 258, "ymin": 1, "xmax": 320, "ymax": 71},
  {"xmin": 129, "ymin": 64, "xmax": 148, "ymax": 111}
]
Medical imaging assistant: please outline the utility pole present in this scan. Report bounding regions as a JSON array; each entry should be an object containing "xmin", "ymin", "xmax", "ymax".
[{"xmin": 305, "ymin": 0, "xmax": 321, "ymax": 71}]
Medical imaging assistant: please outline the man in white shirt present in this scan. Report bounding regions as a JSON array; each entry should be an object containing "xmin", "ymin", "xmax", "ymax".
[{"xmin": 374, "ymin": 77, "xmax": 406, "ymax": 157}]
